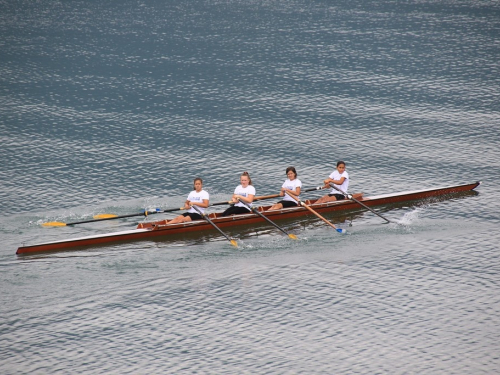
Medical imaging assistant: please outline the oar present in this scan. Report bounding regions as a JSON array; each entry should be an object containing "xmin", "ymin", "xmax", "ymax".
[
  {"xmin": 42, "ymin": 207, "xmax": 188, "ymax": 227},
  {"xmin": 93, "ymin": 199, "xmax": 233, "ymax": 219},
  {"xmin": 253, "ymin": 186, "xmax": 326, "ymax": 202},
  {"xmin": 286, "ymin": 191, "xmax": 346, "ymax": 234},
  {"xmin": 191, "ymin": 205, "xmax": 238, "ymax": 247},
  {"xmin": 237, "ymin": 199, "xmax": 298, "ymax": 240},
  {"xmin": 329, "ymin": 183, "xmax": 393, "ymax": 224}
]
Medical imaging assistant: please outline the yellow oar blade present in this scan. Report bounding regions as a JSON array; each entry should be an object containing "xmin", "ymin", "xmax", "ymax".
[
  {"xmin": 230, "ymin": 239, "xmax": 238, "ymax": 248},
  {"xmin": 93, "ymin": 214, "xmax": 118, "ymax": 219},
  {"xmin": 288, "ymin": 233, "xmax": 298, "ymax": 240},
  {"xmin": 42, "ymin": 221, "xmax": 67, "ymax": 227}
]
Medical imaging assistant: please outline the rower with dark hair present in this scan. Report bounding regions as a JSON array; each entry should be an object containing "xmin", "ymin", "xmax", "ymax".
[
  {"xmin": 268, "ymin": 166, "xmax": 302, "ymax": 210},
  {"xmin": 315, "ymin": 161, "xmax": 350, "ymax": 204},
  {"xmin": 166, "ymin": 177, "xmax": 209, "ymax": 224}
]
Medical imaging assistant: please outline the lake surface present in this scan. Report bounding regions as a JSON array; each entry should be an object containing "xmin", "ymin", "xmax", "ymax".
[{"xmin": 1, "ymin": 0, "xmax": 499, "ymax": 373}]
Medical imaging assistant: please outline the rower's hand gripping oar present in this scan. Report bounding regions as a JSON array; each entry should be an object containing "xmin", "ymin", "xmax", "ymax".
[
  {"xmin": 236, "ymin": 199, "xmax": 298, "ymax": 240},
  {"xmin": 329, "ymin": 183, "xmax": 393, "ymax": 224},
  {"xmin": 286, "ymin": 191, "xmax": 346, "ymax": 234},
  {"xmin": 191, "ymin": 205, "xmax": 238, "ymax": 248}
]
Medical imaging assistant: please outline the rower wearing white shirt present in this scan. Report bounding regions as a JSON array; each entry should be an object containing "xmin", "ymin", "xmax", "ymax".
[
  {"xmin": 316, "ymin": 161, "xmax": 350, "ymax": 204},
  {"xmin": 268, "ymin": 166, "xmax": 302, "ymax": 210},
  {"xmin": 222, "ymin": 172, "xmax": 256, "ymax": 216},
  {"xmin": 166, "ymin": 178, "xmax": 209, "ymax": 224}
]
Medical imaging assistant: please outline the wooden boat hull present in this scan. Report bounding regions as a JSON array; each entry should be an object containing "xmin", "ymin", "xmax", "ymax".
[{"xmin": 16, "ymin": 181, "xmax": 480, "ymax": 254}]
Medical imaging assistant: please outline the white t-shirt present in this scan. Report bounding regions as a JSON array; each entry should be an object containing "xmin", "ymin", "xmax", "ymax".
[
  {"xmin": 329, "ymin": 170, "xmax": 349, "ymax": 194},
  {"xmin": 234, "ymin": 184, "xmax": 256, "ymax": 209},
  {"xmin": 282, "ymin": 178, "xmax": 302, "ymax": 202},
  {"xmin": 187, "ymin": 189, "xmax": 209, "ymax": 214}
]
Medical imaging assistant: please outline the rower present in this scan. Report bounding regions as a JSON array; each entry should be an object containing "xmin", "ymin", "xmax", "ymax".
[
  {"xmin": 268, "ymin": 166, "xmax": 302, "ymax": 211},
  {"xmin": 316, "ymin": 161, "xmax": 350, "ymax": 204},
  {"xmin": 166, "ymin": 177, "xmax": 209, "ymax": 224},
  {"xmin": 221, "ymin": 172, "xmax": 256, "ymax": 216}
]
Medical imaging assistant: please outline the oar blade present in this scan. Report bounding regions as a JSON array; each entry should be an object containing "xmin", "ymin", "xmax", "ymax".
[
  {"xmin": 42, "ymin": 221, "xmax": 67, "ymax": 227},
  {"xmin": 336, "ymin": 228, "xmax": 347, "ymax": 234},
  {"xmin": 230, "ymin": 239, "xmax": 238, "ymax": 248},
  {"xmin": 93, "ymin": 214, "xmax": 118, "ymax": 219},
  {"xmin": 288, "ymin": 233, "xmax": 298, "ymax": 240}
]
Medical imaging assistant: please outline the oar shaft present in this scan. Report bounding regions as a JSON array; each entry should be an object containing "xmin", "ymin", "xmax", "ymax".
[
  {"xmin": 329, "ymin": 184, "xmax": 392, "ymax": 223},
  {"xmin": 191, "ymin": 206, "xmax": 238, "ymax": 247},
  {"xmin": 285, "ymin": 191, "xmax": 343, "ymax": 232},
  {"xmin": 68, "ymin": 209, "xmax": 162, "ymax": 225},
  {"xmin": 254, "ymin": 194, "xmax": 280, "ymax": 201},
  {"xmin": 301, "ymin": 202, "xmax": 340, "ymax": 230},
  {"xmin": 237, "ymin": 199, "xmax": 297, "ymax": 239},
  {"xmin": 303, "ymin": 186, "xmax": 327, "ymax": 193},
  {"xmin": 244, "ymin": 187, "xmax": 326, "ymax": 203}
]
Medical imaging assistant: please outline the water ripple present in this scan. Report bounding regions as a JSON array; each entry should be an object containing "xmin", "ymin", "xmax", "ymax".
[{"xmin": 1, "ymin": 0, "xmax": 499, "ymax": 373}]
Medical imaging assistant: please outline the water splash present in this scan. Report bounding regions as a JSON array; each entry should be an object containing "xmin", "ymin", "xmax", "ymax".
[{"xmin": 394, "ymin": 207, "xmax": 423, "ymax": 226}]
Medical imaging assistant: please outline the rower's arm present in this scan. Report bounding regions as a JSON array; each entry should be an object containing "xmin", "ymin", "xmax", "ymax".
[
  {"xmin": 189, "ymin": 199, "xmax": 209, "ymax": 208},
  {"xmin": 235, "ymin": 194, "xmax": 254, "ymax": 204},
  {"xmin": 324, "ymin": 177, "xmax": 346, "ymax": 185},
  {"xmin": 282, "ymin": 186, "xmax": 301, "ymax": 196}
]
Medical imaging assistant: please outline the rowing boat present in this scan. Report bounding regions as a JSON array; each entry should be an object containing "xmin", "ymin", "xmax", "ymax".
[{"xmin": 16, "ymin": 181, "xmax": 480, "ymax": 254}]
